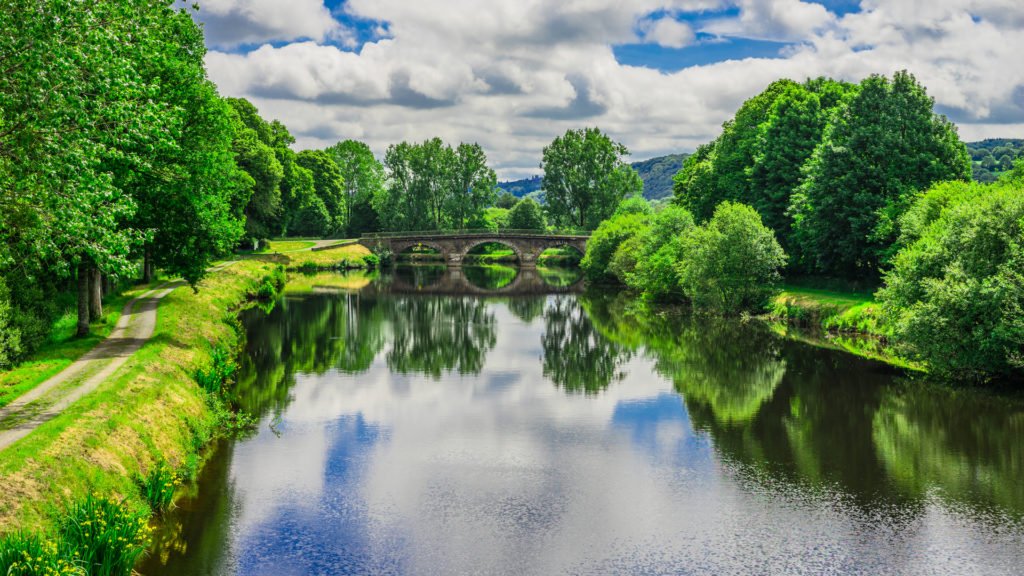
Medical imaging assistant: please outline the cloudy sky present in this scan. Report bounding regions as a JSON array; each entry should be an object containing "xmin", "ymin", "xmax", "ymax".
[{"xmin": 189, "ymin": 0, "xmax": 1024, "ymax": 179}]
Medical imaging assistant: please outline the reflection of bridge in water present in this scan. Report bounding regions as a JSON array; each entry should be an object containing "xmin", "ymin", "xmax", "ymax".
[
  {"xmin": 378, "ymin": 266, "xmax": 585, "ymax": 296},
  {"xmin": 356, "ymin": 230, "xmax": 589, "ymax": 268}
]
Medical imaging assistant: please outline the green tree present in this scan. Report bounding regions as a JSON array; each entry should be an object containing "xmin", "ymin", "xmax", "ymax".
[
  {"xmin": 580, "ymin": 212, "xmax": 652, "ymax": 283},
  {"xmin": 507, "ymin": 198, "xmax": 546, "ymax": 230},
  {"xmin": 326, "ymin": 140, "xmax": 385, "ymax": 236},
  {"xmin": 790, "ymin": 71, "xmax": 970, "ymax": 278},
  {"xmin": 227, "ymin": 99, "xmax": 283, "ymax": 246},
  {"xmin": 672, "ymin": 143, "xmax": 718, "ymax": 221},
  {"xmin": 877, "ymin": 180, "xmax": 1024, "ymax": 381},
  {"xmin": 297, "ymin": 150, "xmax": 347, "ymax": 236},
  {"xmin": 542, "ymin": 128, "xmax": 643, "ymax": 230},
  {"xmin": 376, "ymin": 139, "xmax": 496, "ymax": 232},
  {"xmin": 449, "ymin": 143, "xmax": 498, "ymax": 229},
  {"xmin": 677, "ymin": 202, "xmax": 787, "ymax": 314},
  {"xmin": 495, "ymin": 191, "xmax": 519, "ymax": 209},
  {"xmin": 628, "ymin": 205, "xmax": 696, "ymax": 300}
]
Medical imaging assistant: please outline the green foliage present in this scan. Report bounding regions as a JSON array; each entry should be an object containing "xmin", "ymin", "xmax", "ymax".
[
  {"xmin": 0, "ymin": 277, "xmax": 22, "ymax": 369},
  {"xmin": 581, "ymin": 213, "xmax": 651, "ymax": 283},
  {"xmin": 628, "ymin": 205, "xmax": 696, "ymax": 300},
  {"xmin": 227, "ymin": 98, "xmax": 285, "ymax": 245},
  {"xmin": 375, "ymin": 139, "xmax": 497, "ymax": 231},
  {"xmin": 0, "ymin": 533, "xmax": 83, "ymax": 576},
  {"xmin": 326, "ymin": 140, "xmax": 385, "ymax": 235},
  {"xmin": 507, "ymin": 198, "xmax": 546, "ymax": 230},
  {"xmin": 59, "ymin": 497, "xmax": 151, "ymax": 576},
  {"xmin": 481, "ymin": 207, "xmax": 511, "ymax": 231},
  {"xmin": 542, "ymin": 128, "xmax": 643, "ymax": 230},
  {"xmin": 296, "ymin": 150, "xmax": 347, "ymax": 236},
  {"xmin": 791, "ymin": 71, "xmax": 970, "ymax": 277},
  {"xmin": 613, "ymin": 196, "xmax": 654, "ymax": 217},
  {"xmin": 967, "ymin": 139, "xmax": 1024, "ymax": 183},
  {"xmin": 878, "ymin": 180, "xmax": 1024, "ymax": 381},
  {"xmin": 140, "ymin": 462, "xmax": 180, "ymax": 514},
  {"xmin": 194, "ymin": 345, "xmax": 239, "ymax": 395},
  {"xmin": 677, "ymin": 202, "xmax": 788, "ymax": 314},
  {"xmin": 495, "ymin": 191, "xmax": 519, "ymax": 209}
]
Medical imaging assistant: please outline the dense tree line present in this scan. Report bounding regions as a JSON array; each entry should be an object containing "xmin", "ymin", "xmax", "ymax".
[
  {"xmin": 674, "ymin": 72, "xmax": 970, "ymax": 279},
  {"xmin": 1, "ymin": 1, "xmax": 249, "ymax": 365},
  {"xmin": 0, "ymin": 2, "xmax": 384, "ymax": 367}
]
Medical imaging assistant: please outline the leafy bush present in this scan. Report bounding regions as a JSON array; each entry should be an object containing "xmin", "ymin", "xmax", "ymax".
[
  {"xmin": 362, "ymin": 253, "xmax": 380, "ymax": 269},
  {"xmin": 878, "ymin": 181, "xmax": 1024, "ymax": 381},
  {"xmin": 59, "ymin": 497, "xmax": 151, "ymax": 576},
  {"xmin": 253, "ymin": 265, "xmax": 286, "ymax": 301},
  {"xmin": 507, "ymin": 198, "xmax": 546, "ymax": 230},
  {"xmin": 613, "ymin": 195, "xmax": 653, "ymax": 217},
  {"xmin": 608, "ymin": 234, "xmax": 645, "ymax": 284},
  {"xmin": 580, "ymin": 213, "xmax": 651, "ymax": 282},
  {"xmin": 628, "ymin": 205, "xmax": 696, "ymax": 300},
  {"xmin": 677, "ymin": 202, "xmax": 787, "ymax": 314}
]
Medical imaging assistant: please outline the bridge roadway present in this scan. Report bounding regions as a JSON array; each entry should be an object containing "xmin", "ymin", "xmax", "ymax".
[{"xmin": 355, "ymin": 230, "xmax": 589, "ymax": 268}]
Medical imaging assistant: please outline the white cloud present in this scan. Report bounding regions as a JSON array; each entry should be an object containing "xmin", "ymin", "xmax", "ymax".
[
  {"xmin": 703, "ymin": 0, "xmax": 836, "ymax": 41},
  {"xmin": 198, "ymin": 0, "xmax": 1024, "ymax": 179},
  {"xmin": 642, "ymin": 17, "xmax": 697, "ymax": 48},
  {"xmin": 190, "ymin": 0, "xmax": 347, "ymax": 48}
]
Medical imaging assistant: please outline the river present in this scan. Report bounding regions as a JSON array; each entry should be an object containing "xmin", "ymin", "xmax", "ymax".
[{"xmin": 140, "ymin": 265, "xmax": 1024, "ymax": 575}]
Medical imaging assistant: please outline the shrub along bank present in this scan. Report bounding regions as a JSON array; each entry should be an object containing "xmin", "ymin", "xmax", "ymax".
[{"xmin": 0, "ymin": 260, "xmax": 286, "ymax": 575}]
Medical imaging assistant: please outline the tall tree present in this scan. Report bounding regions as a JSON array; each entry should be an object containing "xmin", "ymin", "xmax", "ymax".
[
  {"xmin": 542, "ymin": 128, "xmax": 642, "ymax": 230},
  {"xmin": 0, "ymin": 0, "xmax": 196, "ymax": 335},
  {"xmin": 125, "ymin": 5, "xmax": 247, "ymax": 286},
  {"xmin": 326, "ymin": 140, "xmax": 385, "ymax": 236},
  {"xmin": 790, "ymin": 71, "xmax": 970, "ymax": 278},
  {"xmin": 375, "ymin": 139, "xmax": 497, "ymax": 232},
  {"xmin": 296, "ymin": 150, "xmax": 347, "ymax": 236},
  {"xmin": 227, "ymin": 99, "xmax": 283, "ymax": 246},
  {"xmin": 449, "ymin": 143, "xmax": 498, "ymax": 229}
]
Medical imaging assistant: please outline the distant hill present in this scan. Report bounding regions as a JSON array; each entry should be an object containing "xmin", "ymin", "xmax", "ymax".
[
  {"xmin": 631, "ymin": 154, "xmax": 688, "ymax": 199},
  {"xmin": 498, "ymin": 153, "xmax": 690, "ymax": 202},
  {"xmin": 966, "ymin": 139, "xmax": 1023, "ymax": 183}
]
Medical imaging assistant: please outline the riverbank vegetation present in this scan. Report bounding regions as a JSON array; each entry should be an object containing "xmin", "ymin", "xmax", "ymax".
[
  {"xmin": 581, "ymin": 72, "xmax": 1022, "ymax": 384},
  {"xmin": 0, "ymin": 260, "xmax": 279, "ymax": 572}
]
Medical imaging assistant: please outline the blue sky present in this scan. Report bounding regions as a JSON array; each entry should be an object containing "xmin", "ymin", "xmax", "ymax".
[{"xmin": 192, "ymin": 0, "xmax": 1024, "ymax": 178}]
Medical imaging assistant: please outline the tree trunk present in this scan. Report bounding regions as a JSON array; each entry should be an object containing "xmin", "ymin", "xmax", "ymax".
[
  {"xmin": 89, "ymin": 267, "xmax": 103, "ymax": 322},
  {"xmin": 77, "ymin": 261, "xmax": 90, "ymax": 337},
  {"xmin": 143, "ymin": 247, "xmax": 153, "ymax": 284}
]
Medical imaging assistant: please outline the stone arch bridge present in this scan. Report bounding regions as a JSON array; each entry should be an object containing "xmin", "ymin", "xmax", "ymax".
[{"xmin": 356, "ymin": 231, "xmax": 589, "ymax": 267}]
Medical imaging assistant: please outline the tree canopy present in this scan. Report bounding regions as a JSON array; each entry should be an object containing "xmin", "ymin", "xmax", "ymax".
[{"xmin": 542, "ymin": 128, "xmax": 643, "ymax": 230}]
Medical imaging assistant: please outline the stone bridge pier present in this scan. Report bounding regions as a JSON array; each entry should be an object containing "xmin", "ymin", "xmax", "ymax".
[{"xmin": 358, "ymin": 232, "xmax": 589, "ymax": 268}]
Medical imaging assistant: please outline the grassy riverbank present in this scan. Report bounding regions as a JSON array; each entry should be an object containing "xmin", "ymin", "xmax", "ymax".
[
  {"xmin": 770, "ymin": 285, "xmax": 890, "ymax": 337},
  {"xmin": 0, "ymin": 260, "xmax": 281, "ymax": 538},
  {"xmin": 766, "ymin": 284, "xmax": 920, "ymax": 370},
  {"xmin": 252, "ymin": 243, "xmax": 376, "ymax": 271}
]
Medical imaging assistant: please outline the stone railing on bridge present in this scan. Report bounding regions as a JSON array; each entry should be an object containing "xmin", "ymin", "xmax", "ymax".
[{"xmin": 356, "ymin": 229, "xmax": 590, "ymax": 268}]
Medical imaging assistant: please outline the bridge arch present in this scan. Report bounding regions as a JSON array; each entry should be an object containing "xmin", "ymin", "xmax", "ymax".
[{"xmin": 461, "ymin": 239, "xmax": 524, "ymax": 264}]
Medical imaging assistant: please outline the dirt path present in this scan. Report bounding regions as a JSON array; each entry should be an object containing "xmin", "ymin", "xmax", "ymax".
[{"xmin": 0, "ymin": 262, "xmax": 234, "ymax": 452}]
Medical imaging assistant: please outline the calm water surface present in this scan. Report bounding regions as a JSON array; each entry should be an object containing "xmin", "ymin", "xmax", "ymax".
[{"xmin": 142, "ymin": 266, "xmax": 1024, "ymax": 575}]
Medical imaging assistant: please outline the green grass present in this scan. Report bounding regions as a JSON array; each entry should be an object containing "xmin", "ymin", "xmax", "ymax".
[
  {"xmin": 278, "ymin": 243, "xmax": 374, "ymax": 270},
  {"xmin": 0, "ymin": 260, "xmax": 276, "ymax": 534},
  {"xmin": 770, "ymin": 285, "xmax": 889, "ymax": 336},
  {"xmin": 0, "ymin": 282, "xmax": 164, "ymax": 409},
  {"xmin": 264, "ymin": 240, "xmax": 316, "ymax": 253}
]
